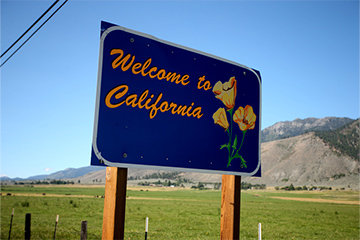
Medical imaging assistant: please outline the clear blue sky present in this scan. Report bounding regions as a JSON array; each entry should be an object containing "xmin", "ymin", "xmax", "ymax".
[{"xmin": 1, "ymin": 0, "xmax": 359, "ymax": 178}]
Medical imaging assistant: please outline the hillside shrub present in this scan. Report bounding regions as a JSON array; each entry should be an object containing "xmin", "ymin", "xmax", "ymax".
[
  {"xmin": 21, "ymin": 200, "xmax": 30, "ymax": 207},
  {"xmin": 213, "ymin": 182, "xmax": 221, "ymax": 190},
  {"xmin": 241, "ymin": 182, "xmax": 266, "ymax": 190}
]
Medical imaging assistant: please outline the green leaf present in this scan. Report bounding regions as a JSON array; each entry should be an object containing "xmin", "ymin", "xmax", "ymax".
[
  {"xmin": 220, "ymin": 144, "xmax": 228, "ymax": 150},
  {"xmin": 239, "ymin": 155, "xmax": 247, "ymax": 168},
  {"xmin": 227, "ymin": 159, "xmax": 231, "ymax": 168},
  {"xmin": 232, "ymin": 135, "xmax": 238, "ymax": 150},
  {"xmin": 232, "ymin": 154, "xmax": 247, "ymax": 168}
]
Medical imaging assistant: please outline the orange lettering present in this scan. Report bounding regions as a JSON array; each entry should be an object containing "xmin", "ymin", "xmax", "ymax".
[
  {"xmin": 131, "ymin": 62, "xmax": 142, "ymax": 74},
  {"xmin": 111, "ymin": 49, "xmax": 135, "ymax": 71},
  {"xmin": 110, "ymin": 48, "xmax": 190, "ymax": 86},
  {"xmin": 105, "ymin": 85, "xmax": 128, "ymax": 108},
  {"xmin": 105, "ymin": 85, "xmax": 203, "ymax": 120}
]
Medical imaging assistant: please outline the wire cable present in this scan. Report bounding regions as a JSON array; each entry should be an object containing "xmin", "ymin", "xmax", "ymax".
[
  {"xmin": 0, "ymin": 0, "xmax": 59, "ymax": 59},
  {"xmin": 0, "ymin": 0, "xmax": 68, "ymax": 68}
]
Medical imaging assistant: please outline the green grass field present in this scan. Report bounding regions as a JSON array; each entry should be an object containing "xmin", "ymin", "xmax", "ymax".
[{"xmin": 1, "ymin": 185, "xmax": 359, "ymax": 239}]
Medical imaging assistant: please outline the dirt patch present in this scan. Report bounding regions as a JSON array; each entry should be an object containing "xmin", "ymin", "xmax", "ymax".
[
  {"xmin": 127, "ymin": 186, "xmax": 194, "ymax": 192},
  {"xmin": 270, "ymin": 196, "xmax": 359, "ymax": 205},
  {"xmin": 7, "ymin": 193, "xmax": 96, "ymax": 198},
  {"xmin": 31, "ymin": 184, "xmax": 105, "ymax": 188}
]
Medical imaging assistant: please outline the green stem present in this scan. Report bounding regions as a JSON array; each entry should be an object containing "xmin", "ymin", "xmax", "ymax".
[
  {"xmin": 231, "ymin": 141, "xmax": 236, "ymax": 157},
  {"xmin": 227, "ymin": 130, "xmax": 247, "ymax": 168},
  {"xmin": 226, "ymin": 128, "xmax": 231, "ymax": 161},
  {"xmin": 228, "ymin": 108, "xmax": 234, "ymax": 144},
  {"xmin": 235, "ymin": 130, "xmax": 247, "ymax": 156},
  {"xmin": 227, "ymin": 108, "xmax": 234, "ymax": 167}
]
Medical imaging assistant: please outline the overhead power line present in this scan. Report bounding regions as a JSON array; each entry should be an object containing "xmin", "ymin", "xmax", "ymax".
[
  {"xmin": 0, "ymin": 0, "xmax": 68, "ymax": 68},
  {"xmin": 0, "ymin": 0, "xmax": 59, "ymax": 59}
]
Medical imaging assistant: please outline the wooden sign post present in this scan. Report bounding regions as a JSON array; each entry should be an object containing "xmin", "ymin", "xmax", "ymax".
[
  {"xmin": 101, "ymin": 169, "xmax": 242, "ymax": 239},
  {"xmin": 220, "ymin": 175, "xmax": 241, "ymax": 240},
  {"xmin": 102, "ymin": 167, "xmax": 128, "ymax": 240}
]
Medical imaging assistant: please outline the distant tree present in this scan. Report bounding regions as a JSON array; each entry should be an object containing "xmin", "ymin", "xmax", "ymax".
[{"xmin": 214, "ymin": 182, "xmax": 221, "ymax": 190}]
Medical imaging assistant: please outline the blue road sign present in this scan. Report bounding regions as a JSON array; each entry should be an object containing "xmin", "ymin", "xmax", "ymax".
[{"xmin": 91, "ymin": 21, "xmax": 262, "ymax": 176}]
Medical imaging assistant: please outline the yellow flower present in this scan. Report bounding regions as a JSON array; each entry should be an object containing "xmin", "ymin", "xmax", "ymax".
[
  {"xmin": 213, "ymin": 108, "xmax": 229, "ymax": 131},
  {"xmin": 212, "ymin": 77, "xmax": 237, "ymax": 110},
  {"xmin": 233, "ymin": 105, "xmax": 256, "ymax": 131}
]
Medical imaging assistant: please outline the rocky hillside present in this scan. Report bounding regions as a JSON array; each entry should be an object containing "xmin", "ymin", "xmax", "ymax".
[
  {"xmin": 242, "ymin": 131, "xmax": 359, "ymax": 188},
  {"xmin": 314, "ymin": 119, "xmax": 359, "ymax": 160},
  {"xmin": 261, "ymin": 117, "xmax": 353, "ymax": 142}
]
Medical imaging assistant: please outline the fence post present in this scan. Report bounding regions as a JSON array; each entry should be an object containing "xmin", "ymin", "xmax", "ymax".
[
  {"xmin": 25, "ymin": 213, "xmax": 31, "ymax": 240},
  {"xmin": 81, "ymin": 221, "xmax": 87, "ymax": 240},
  {"xmin": 258, "ymin": 223, "xmax": 262, "ymax": 240},
  {"xmin": 145, "ymin": 217, "xmax": 149, "ymax": 240},
  {"xmin": 53, "ymin": 215, "xmax": 59, "ymax": 240},
  {"xmin": 8, "ymin": 208, "xmax": 14, "ymax": 240}
]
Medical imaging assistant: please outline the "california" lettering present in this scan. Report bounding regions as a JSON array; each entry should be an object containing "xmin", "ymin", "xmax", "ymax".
[{"xmin": 105, "ymin": 84, "xmax": 203, "ymax": 119}]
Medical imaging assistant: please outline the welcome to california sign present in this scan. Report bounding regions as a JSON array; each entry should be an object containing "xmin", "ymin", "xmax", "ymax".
[{"xmin": 91, "ymin": 21, "xmax": 262, "ymax": 176}]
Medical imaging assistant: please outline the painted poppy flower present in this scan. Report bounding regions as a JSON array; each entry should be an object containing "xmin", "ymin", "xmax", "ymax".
[
  {"xmin": 213, "ymin": 108, "xmax": 229, "ymax": 131},
  {"xmin": 212, "ymin": 77, "xmax": 237, "ymax": 110},
  {"xmin": 233, "ymin": 105, "xmax": 257, "ymax": 131}
]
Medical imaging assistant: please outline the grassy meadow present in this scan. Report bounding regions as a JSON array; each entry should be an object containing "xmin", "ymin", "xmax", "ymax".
[{"xmin": 1, "ymin": 185, "xmax": 359, "ymax": 239}]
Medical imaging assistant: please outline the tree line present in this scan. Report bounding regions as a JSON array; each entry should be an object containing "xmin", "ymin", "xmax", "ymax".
[
  {"xmin": 275, "ymin": 184, "xmax": 333, "ymax": 191},
  {"xmin": 12, "ymin": 180, "xmax": 76, "ymax": 185}
]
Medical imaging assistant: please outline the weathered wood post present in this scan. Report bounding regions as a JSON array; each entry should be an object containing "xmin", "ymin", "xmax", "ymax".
[
  {"xmin": 102, "ymin": 167, "xmax": 128, "ymax": 240},
  {"xmin": 81, "ymin": 221, "xmax": 87, "ymax": 240},
  {"xmin": 53, "ymin": 215, "xmax": 59, "ymax": 240},
  {"xmin": 8, "ymin": 208, "xmax": 14, "ymax": 240},
  {"xmin": 220, "ymin": 175, "xmax": 241, "ymax": 240},
  {"xmin": 25, "ymin": 213, "xmax": 31, "ymax": 240}
]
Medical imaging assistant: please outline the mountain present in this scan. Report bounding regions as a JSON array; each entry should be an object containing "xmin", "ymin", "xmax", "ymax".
[
  {"xmin": 74, "ymin": 168, "xmax": 224, "ymax": 185},
  {"xmin": 26, "ymin": 166, "xmax": 104, "ymax": 180},
  {"xmin": 4, "ymin": 117, "xmax": 359, "ymax": 189},
  {"xmin": 0, "ymin": 176, "xmax": 23, "ymax": 181},
  {"xmin": 77, "ymin": 120, "xmax": 359, "ymax": 188},
  {"xmin": 261, "ymin": 117, "xmax": 354, "ymax": 143},
  {"xmin": 242, "ymin": 131, "xmax": 359, "ymax": 188},
  {"xmin": 243, "ymin": 119, "xmax": 359, "ymax": 187}
]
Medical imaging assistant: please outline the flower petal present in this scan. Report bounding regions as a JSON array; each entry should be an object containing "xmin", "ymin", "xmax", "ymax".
[
  {"xmin": 212, "ymin": 77, "xmax": 237, "ymax": 110},
  {"xmin": 213, "ymin": 108, "xmax": 229, "ymax": 130},
  {"xmin": 233, "ymin": 105, "xmax": 256, "ymax": 131}
]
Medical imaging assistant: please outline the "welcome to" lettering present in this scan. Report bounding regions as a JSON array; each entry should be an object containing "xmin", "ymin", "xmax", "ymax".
[{"xmin": 111, "ymin": 49, "xmax": 190, "ymax": 86}]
